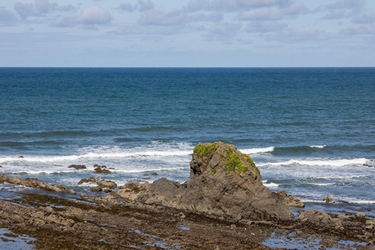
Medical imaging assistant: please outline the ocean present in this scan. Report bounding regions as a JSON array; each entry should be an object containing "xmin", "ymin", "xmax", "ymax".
[{"xmin": 1, "ymin": 67, "xmax": 374, "ymax": 216}]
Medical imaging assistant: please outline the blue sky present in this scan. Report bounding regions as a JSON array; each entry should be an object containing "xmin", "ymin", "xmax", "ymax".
[{"xmin": 1, "ymin": 0, "xmax": 375, "ymax": 67}]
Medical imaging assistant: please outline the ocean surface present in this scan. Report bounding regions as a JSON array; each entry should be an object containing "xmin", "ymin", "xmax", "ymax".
[{"xmin": 1, "ymin": 67, "xmax": 374, "ymax": 216}]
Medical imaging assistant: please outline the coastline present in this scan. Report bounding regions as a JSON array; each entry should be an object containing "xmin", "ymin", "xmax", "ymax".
[
  {"xmin": 1, "ymin": 142, "xmax": 374, "ymax": 249},
  {"xmin": 0, "ymin": 176, "xmax": 373, "ymax": 250}
]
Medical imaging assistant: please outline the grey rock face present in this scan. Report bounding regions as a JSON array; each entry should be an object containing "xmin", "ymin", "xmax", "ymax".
[{"xmin": 116, "ymin": 142, "xmax": 292, "ymax": 221}]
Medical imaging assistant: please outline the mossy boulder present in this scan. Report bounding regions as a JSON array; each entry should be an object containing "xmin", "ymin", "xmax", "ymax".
[
  {"xmin": 116, "ymin": 142, "xmax": 292, "ymax": 222},
  {"xmin": 190, "ymin": 142, "xmax": 260, "ymax": 181}
]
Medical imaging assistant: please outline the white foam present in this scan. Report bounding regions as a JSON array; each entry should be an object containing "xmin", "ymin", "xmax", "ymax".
[
  {"xmin": 0, "ymin": 146, "xmax": 192, "ymax": 165},
  {"xmin": 257, "ymin": 158, "xmax": 368, "ymax": 167},
  {"xmin": 262, "ymin": 180, "xmax": 279, "ymax": 187},
  {"xmin": 310, "ymin": 145, "xmax": 326, "ymax": 149},
  {"xmin": 241, "ymin": 147, "xmax": 274, "ymax": 155},
  {"xmin": 307, "ymin": 183, "xmax": 335, "ymax": 186}
]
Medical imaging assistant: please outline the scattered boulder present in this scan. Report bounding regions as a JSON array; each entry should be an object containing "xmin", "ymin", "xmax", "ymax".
[
  {"xmin": 78, "ymin": 177, "xmax": 117, "ymax": 193},
  {"xmin": 356, "ymin": 212, "xmax": 366, "ymax": 223},
  {"xmin": 68, "ymin": 164, "xmax": 87, "ymax": 170},
  {"xmin": 90, "ymin": 186, "xmax": 102, "ymax": 192},
  {"xmin": 116, "ymin": 142, "xmax": 292, "ymax": 221},
  {"xmin": 277, "ymin": 191, "xmax": 305, "ymax": 208},
  {"xmin": 323, "ymin": 195, "xmax": 333, "ymax": 203},
  {"xmin": 19, "ymin": 156, "xmax": 24, "ymax": 158},
  {"xmin": 0, "ymin": 174, "xmax": 76, "ymax": 194},
  {"xmin": 94, "ymin": 164, "xmax": 111, "ymax": 174}
]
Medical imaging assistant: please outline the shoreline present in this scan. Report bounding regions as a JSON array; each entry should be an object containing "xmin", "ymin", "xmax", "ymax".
[
  {"xmin": 1, "ymin": 173, "xmax": 374, "ymax": 249},
  {"xmin": 0, "ymin": 183, "xmax": 373, "ymax": 249},
  {"xmin": 1, "ymin": 142, "xmax": 374, "ymax": 249}
]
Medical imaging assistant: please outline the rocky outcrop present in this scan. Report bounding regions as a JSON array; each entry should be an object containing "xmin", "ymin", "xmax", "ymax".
[
  {"xmin": 68, "ymin": 164, "xmax": 87, "ymax": 169},
  {"xmin": 94, "ymin": 164, "xmax": 111, "ymax": 174},
  {"xmin": 0, "ymin": 174, "xmax": 76, "ymax": 194},
  {"xmin": 116, "ymin": 142, "xmax": 292, "ymax": 221},
  {"xmin": 277, "ymin": 191, "xmax": 305, "ymax": 208},
  {"xmin": 78, "ymin": 176, "xmax": 117, "ymax": 193}
]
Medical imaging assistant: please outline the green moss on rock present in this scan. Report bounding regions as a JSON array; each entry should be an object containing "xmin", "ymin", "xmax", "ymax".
[
  {"xmin": 226, "ymin": 149, "xmax": 248, "ymax": 174},
  {"xmin": 242, "ymin": 154, "xmax": 260, "ymax": 174},
  {"xmin": 194, "ymin": 144, "xmax": 219, "ymax": 158}
]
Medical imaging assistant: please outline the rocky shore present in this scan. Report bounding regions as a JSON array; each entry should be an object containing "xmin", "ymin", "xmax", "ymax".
[{"xmin": 1, "ymin": 142, "xmax": 374, "ymax": 249}]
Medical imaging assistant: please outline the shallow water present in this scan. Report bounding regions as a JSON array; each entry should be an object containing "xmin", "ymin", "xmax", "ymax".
[{"xmin": 0, "ymin": 228, "xmax": 36, "ymax": 250}]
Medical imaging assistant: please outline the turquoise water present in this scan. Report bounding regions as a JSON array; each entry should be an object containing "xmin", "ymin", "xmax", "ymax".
[{"xmin": 1, "ymin": 68, "xmax": 374, "ymax": 214}]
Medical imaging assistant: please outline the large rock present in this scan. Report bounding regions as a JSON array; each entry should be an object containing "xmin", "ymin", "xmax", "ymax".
[{"xmin": 116, "ymin": 142, "xmax": 292, "ymax": 221}]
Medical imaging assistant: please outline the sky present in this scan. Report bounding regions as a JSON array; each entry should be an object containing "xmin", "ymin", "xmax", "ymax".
[{"xmin": 1, "ymin": 0, "xmax": 375, "ymax": 67}]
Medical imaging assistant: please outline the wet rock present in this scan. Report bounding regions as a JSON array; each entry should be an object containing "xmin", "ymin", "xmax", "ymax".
[
  {"xmin": 78, "ymin": 176, "xmax": 117, "ymax": 192},
  {"xmin": 299, "ymin": 210, "xmax": 332, "ymax": 225},
  {"xmin": 323, "ymin": 195, "xmax": 333, "ymax": 203},
  {"xmin": 277, "ymin": 191, "xmax": 305, "ymax": 208},
  {"xmin": 356, "ymin": 212, "xmax": 366, "ymax": 222},
  {"xmin": 366, "ymin": 220, "xmax": 375, "ymax": 230},
  {"xmin": 94, "ymin": 164, "xmax": 111, "ymax": 174},
  {"xmin": 116, "ymin": 142, "xmax": 292, "ymax": 221},
  {"xmin": 68, "ymin": 164, "xmax": 87, "ymax": 170},
  {"xmin": 0, "ymin": 174, "xmax": 76, "ymax": 194},
  {"xmin": 90, "ymin": 186, "xmax": 102, "ymax": 192},
  {"xmin": 18, "ymin": 156, "xmax": 24, "ymax": 158}
]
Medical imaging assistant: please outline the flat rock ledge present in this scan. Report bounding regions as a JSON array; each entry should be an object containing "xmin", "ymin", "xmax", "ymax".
[{"xmin": 0, "ymin": 174, "xmax": 76, "ymax": 194}]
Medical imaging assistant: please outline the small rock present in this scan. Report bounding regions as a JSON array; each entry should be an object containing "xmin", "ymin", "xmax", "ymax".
[
  {"xmin": 68, "ymin": 164, "xmax": 87, "ymax": 170},
  {"xmin": 94, "ymin": 164, "xmax": 111, "ymax": 174},
  {"xmin": 323, "ymin": 195, "xmax": 333, "ymax": 203},
  {"xmin": 90, "ymin": 186, "xmax": 102, "ymax": 192},
  {"xmin": 19, "ymin": 156, "xmax": 24, "ymax": 158},
  {"xmin": 230, "ymin": 224, "xmax": 236, "ymax": 230},
  {"xmin": 179, "ymin": 212, "xmax": 186, "ymax": 219},
  {"xmin": 356, "ymin": 212, "xmax": 366, "ymax": 222},
  {"xmin": 277, "ymin": 191, "xmax": 305, "ymax": 208},
  {"xmin": 44, "ymin": 206, "xmax": 54, "ymax": 213}
]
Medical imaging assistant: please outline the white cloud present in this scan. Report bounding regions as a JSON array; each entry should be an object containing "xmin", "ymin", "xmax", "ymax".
[
  {"xmin": 280, "ymin": 27, "xmax": 328, "ymax": 42},
  {"xmin": 118, "ymin": 3, "xmax": 135, "ymax": 12},
  {"xmin": 204, "ymin": 22, "xmax": 242, "ymax": 41},
  {"xmin": 246, "ymin": 20, "xmax": 287, "ymax": 33},
  {"xmin": 118, "ymin": 0, "xmax": 154, "ymax": 12},
  {"xmin": 209, "ymin": 0, "xmax": 288, "ymax": 11},
  {"xmin": 138, "ymin": 0, "xmax": 155, "ymax": 12},
  {"xmin": 52, "ymin": 5, "xmax": 112, "ymax": 27},
  {"xmin": 0, "ymin": 7, "xmax": 17, "ymax": 23},
  {"xmin": 352, "ymin": 12, "xmax": 375, "ymax": 24},
  {"xmin": 138, "ymin": 9, "xmax": 187, "ymax": 26},
  {"xmin": 189, "ymin": 12, "xmax": 223, "ymax": 22},
  {"xmin": 325, "ymin": 0, "xmax": 365, "ymax": 10},
  {"xmin": 241, "ymin": 8, "xmax": 284, "ymax": 20},
  {"xmin": 342, "ymin": 23, "xmax": 375, "ymax": 35},
  {"xmin": 317, "ymin": 0, "xmax": 365, "ymax": 20},
  {"xmin": 283, "ymin": 2, "xmax": 309, "ymax": 15},
  {"xmin": 185, "ymin": 0, "xmax": 210, "ymax": 12},
  {"xmin": 14, "ymin": 0, "xmax": 74, "ymax": 19}
]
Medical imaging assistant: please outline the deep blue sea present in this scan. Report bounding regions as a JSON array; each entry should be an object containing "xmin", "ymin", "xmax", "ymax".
[{"xmin": 1, "ymin": 67, "xmax": 375, "ymax": 215}]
